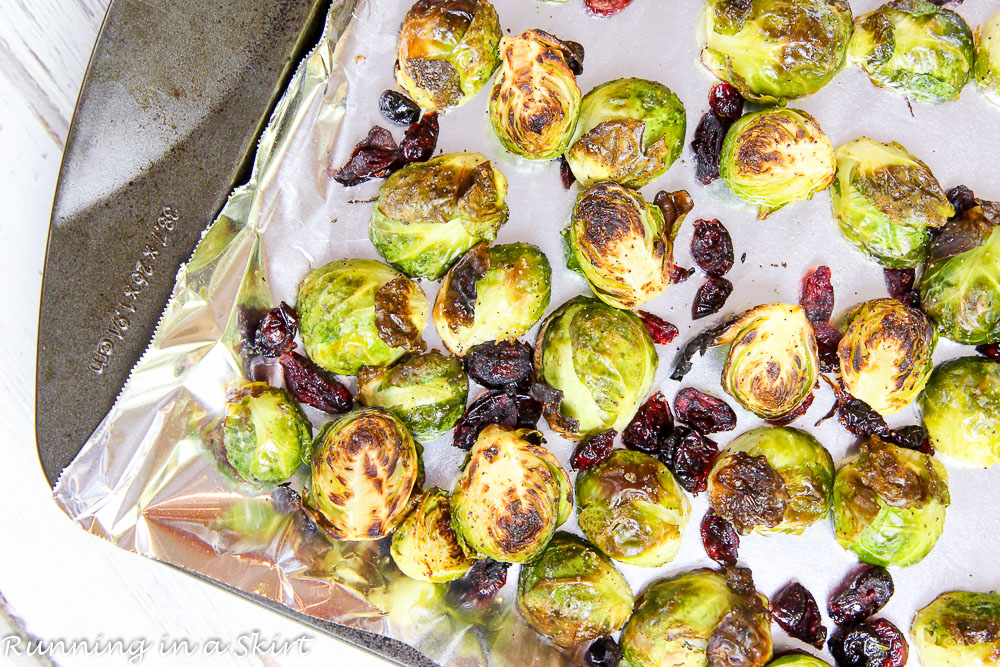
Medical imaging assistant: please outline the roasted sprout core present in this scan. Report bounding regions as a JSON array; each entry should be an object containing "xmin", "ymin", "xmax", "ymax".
[
  {"xmin": 912, "ymin": 591, "xmax": 1000, "ymax": 667},
  {"xmin": 920, "ymin": 357, "xmax": 1000, "ymax": 468},
  {"xmin": 391, "ymin": 487, "xmax": 474, "ymax": 582},
  {"xmin": 222, "ymin": 383, "xmax": 312, "ymax": 485},
  {"xmin": 977, "ymin": 10, "xmax": 1000, "ymax": 106}
]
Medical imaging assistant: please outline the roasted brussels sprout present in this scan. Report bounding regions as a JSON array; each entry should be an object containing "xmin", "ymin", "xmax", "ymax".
[
  {"xmin": 920, "ymin": 200, "xmax": 1000, "ymax": 345},
  {"xmin": 297, "ymin": 259, "xmax": 429, "ymax": 376},
  {"xmin": 708, "ymin": 427, "xmax": 834, "ymax": 535},
  {"xmin": 567, "ymin": 183, "xmax": 686, "ymax": 310},
  {"xmin": 711, "ymin": 304, "xmax": 819, "ymax": 420},
  {"xmin": 310, "ymin": 407, "xmax": 421, "ymax": 541},
  {"xmin": 766, "ymin": 654, "xmax": 832, "ymax": 667},
  {"xmin": 831, "ymin": 138, "xmax": 954, "ymax": 268},
  {"xmin": 701, "ymin": 0, "xmax": 852, "ymax": 103},
  {"xmin": 450, "ymin": 425, "xmax": 571, "ymax": 563},
  {"xmin": 832, "ymin": 438, "xmax": 950, "ymax": 567},
  {"xmin": 357, "ymin": 350, "xmax": 468, "ymax": 441},
  {"xmin": 489, "ymin": 30, "xmax": 582, "ymax": 160},
  {"xmin": 517, "ymin": 532, "xmax": 634, "ymax": 647},
  {"xmin": 395, "ymin": 0, "xmax": 502, "ymax": 112},
  {"xmin": 920, "ymin": 357, "xmax": 1000, "ymax": 468},
  {"xmin": 838, "ymin": 298, "xmax": 937, "ymax": 415},
  {"xmin": 370, "ymin": 153, "xmax": 509, "ymax": 280},
  {"xmin": 622, "ymin": 569, "xmax": 773, "ymax": 667},
  {"xmin": 576, "ymin": 449, "xmax": 691, "ymax": 567},
  {"xmin": 535, "ymin": 296, "xmax": 658, "ymax": 437},
  {"xmin": 390, "ymin": 487, "xmax": 474, "ymax": 582},
  {"xmin": 849, "ymin": 0, "xmax": 975, "ymax": 103},
  {"xmin": 912, "ymin": 591, "xmax": 1000, "ymax": 666},
  {"xmin": 433, "ymin": 243, "xmax": 551, "ymax": 356},
  {"xmin": 222, "ymin": 383, "xmax": 312, "ymax": 485},
  {"xmin": 564, "ymin": 78, "xmax": 686, "ymax": 187},
  {"xmin": 720, "ymin": 108, "xmax": 835, "ymax": 217},
  {"xmin": 977, "ymin": 10, "xmax": 1000, "ymax": 106}
]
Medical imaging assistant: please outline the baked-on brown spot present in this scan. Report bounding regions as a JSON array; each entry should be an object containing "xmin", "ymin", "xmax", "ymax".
[
  {"xmin": 709, "ymin": 451, "xmax": 789, "ymax": 535},
  {"xmin": 374, "ymin": 277, "xmax": 426, "ymax": 351}
]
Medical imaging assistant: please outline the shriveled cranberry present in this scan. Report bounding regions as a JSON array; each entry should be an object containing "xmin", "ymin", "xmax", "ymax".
[
  {"xmin": 977, "ymin": 344, "xmax": 1000, "ymax": 362},
  {"xmin": 890, "ymin": 424, "xmax": 934, "ymax": 455},
  {"xmin": 946, "ymin": 184, "xmax": 976, "ymax": 216},
  {"xmin": 883, "ymin": 268, "xmax": 920, "ymax": 309},
  {"xmin": 585, "ymin": 637, "xmax": 622, "ymax": 667},
  {"xmin": 829, "ymin": 619, "xmax": 907, "ymax": 667},
  {"xmin": 585, "ymin": 0, "xmax": 634, "ymax": 17},
  {"xmin": 557, "ymin": 156, "xmax": 575, "ymax": 190},
  {"xmin": 672, "ymin": 265, "xmax": 696, "ymax": 283},
  {"xmin": 400, "ymin": 112, "xmax": 438, "ymax": 163},
  {"xmin": 700, "ymin": 510, "xmax": 739, "ymax": 568},
  {"xmin": 709, "ymin": 83, "xmax": 744, "ymax": 121},
  {"xmin": 622, "ymin": 392, "xmax": 673, "ymax": 455},
  {"xmin": 448, "ymin": 559, "xmax": 511, "ymax": 611},
  {"xmin": 452, "ymin": 390, "xmax": 541, "ymax": 450},
  {"xmin": 868, "ymin": 619, "xmax": 909, "ymax": 667},
  {"xmin": 278, "ymin": 351, "xmax": 353, "ymax": 414},
  {"xmin": 255, "ymin": 302, "xmax": 299, "ymax": 357},
  {"xmin": 828, "ymin": 566, "xmax": 894, "ymax": 626},
  {"xmin": 801, "ymin": 266, "xmax": 835, "ymax": 324},
  {"xmin": 378, "ymin": 90, "xmax": 420, "ymax": 126},
  {"xmin": 693, "ymin": 277, "xmax": 733, "ymax": 320},
  {"xmin": 691, "ymin": 219, "xmax": 735, "ymax": 277},
  {"xmin": 813, "ymin": 321, "xmax": 843, "ymax": 373},
  {"xmin": 662, "ymin": 425, "xmax": 718, "ymax": 494},
  {"xmin": 674, "ymin": 387, "xmax": 737, "ymax": 434},
  {"xmin": 571, "ymin": 430, "xmax": 617, "ymax": 471},
  {"xmin": 818, "ymin": 377, "xmax": 929, "ymax": 452},
  {"xmin": 691, "ymin": 112, "xmax": 727, "ymax": 185},
  {"xmin": 638, "ymin": 311, "xmax": 679, "ymax": 344},
  {"xmin": 771, "ymin": 581, "xmax": 828, "ymax": 649},
  {"xmin": 332, "ymin": 126, "xmax": 404, "ymax": 186},
  {"xmin": 464, "ymin": 340, "xmax": 534, "ymax": 390}
]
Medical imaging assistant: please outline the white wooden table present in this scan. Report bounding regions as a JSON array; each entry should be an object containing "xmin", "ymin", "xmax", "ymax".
[{"xmin": 0, "ymin": 2, "xmax": 387, "ymax": 665}]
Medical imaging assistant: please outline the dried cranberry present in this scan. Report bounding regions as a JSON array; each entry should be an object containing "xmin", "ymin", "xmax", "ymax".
[
  {"xmin": 452, "ymin": 390, "xmax": 540, "ymax": 450},
  {"xmin": 464, "ymin": 340, "xmax": 534, "ymax": 390},
  {"xmin": 278, "ymin": 351, "xmax": 353, "ymax": 414},
  {"xmin": 801, "ymin": 266, "xmax": 835, "ymax": 324},
  {"xmin": 708, "ymin": 83, "xmax": 745, "ymax": 122},
  {"xmin": 662, "ymin": 425, "xmax": 718, "ymax": 494},
  {"xmin": 977, "ymin": 344, "xmax": 1000, "ymax": 362},
  {"xmin": 571, "ymin": 430, "xmax": 617, "ymax": 471},
  {"xmin": 557, "ymin": 156, "xmax": 575, "ymax": 189},
  {"xmin": 622, "ymin": 392, "xmax": 673, "ymax": 455},
  {"xmin": 332, "ymin": 126, "xmax": 404, "ymax": 186},
  {"xmin": 700, "ymin": 510, "xmax": 739, "ymax": 568},
  {"xmin": 946, "ymin": 184, "xmax": 976, "ymax": 216},
  {"xmin": 813, "ymin": 321, "xmax": 843, "ymax": 373},
  {"xmin": 400, "ymin": 112, "xmax": 439, "ymax": 163},
  {"xmin": 638, "ymin": 311, "xmax": 679, "ymax": 345},
  {"xmin": 585, "ymin": 0, "xmax": 634, "ymax": 17},
  {"xmin": 671, "ymin": 265, "xmax": 696, "ymax": 283},
  {"xmin": 828, "ymin": 566, "xmax": 894, "ymax": 626},
  {"xmin": 378, "ymin": 90, "xmax": 420, "ymax": 126},
  {"xmin": 868, "ymin": 619, "xmax": 909, "ymax": 667},
  {"xmin": 771, "ymin": 582, "xmax": 828, "ymax": 649},
  {"xmin": 889, "ymin": 424, "xmax": 934, "ymax": 455},
  {"xmin": 883, "ymin": 268, "xmax": 920, "ymax": 309},
  {"xmin": 254, "ymin": 302, "xmax": 299, "ymax": 357},
  {"xmin": 448, "ymin": 559, "xmax": 511, "ymax": 611},
  {"xmin": 829, "ymin": 619, "xmax": 908, "ymax": 667},
  {"xmin": 674, "ymin": 387, "xmax": 737, "ymax": 434},
  {"xmin": 691, "ymin": 112, "xmax": 727, "ymax": 185},
  {"xmin": 691, "ymin": 219, "xmax": 735, "ymax": 277},
  {"xmin": 585, "ymin": 637, "xmax": 622, "ymax": 667},
  {"xmin": 693, "ymin": 276, "xmax": 734, "ymax": 320}
]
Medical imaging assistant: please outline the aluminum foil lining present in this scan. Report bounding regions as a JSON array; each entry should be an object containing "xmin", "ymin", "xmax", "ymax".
[{"xmin": 53, "ymin": 0, "xmax": 1000, "ymax": 665}]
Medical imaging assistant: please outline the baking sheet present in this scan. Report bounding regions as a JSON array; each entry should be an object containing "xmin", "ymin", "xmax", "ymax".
[{"xmin": 53, "ymin": 0, "xmax": 1000, "ymax": 664}]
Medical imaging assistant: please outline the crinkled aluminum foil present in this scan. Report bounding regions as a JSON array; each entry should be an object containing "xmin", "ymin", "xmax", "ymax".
[{"xmin": 54, "ymin": 0, "xmax": 1000, "ymax": 665}]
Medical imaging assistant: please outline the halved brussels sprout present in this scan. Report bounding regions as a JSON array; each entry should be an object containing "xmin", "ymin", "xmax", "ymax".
[
  {"xmin": 433, "ymin": 243, "xmax": 551, "ymax": 356},
  {"xmin": 517, "ymin": 532, "xmax": 634, "ymax": 647},
  {"xmin": 297, "ymin": 259, "xmax": 429, "ymax": 376},
  {"xmin": 701, "ymin": 0, "xmax": 852, "ymax": 103},
  {"xmin": 395, "ymin": 0, "xmax": 502, "ymax": 111},
  {"xmin": 370, "ymin": 153, "xmax": 509, "ymax": 280},
  {"xmin": 831, "ymin": 138, "xmax": 954, "ymax": 268},
  {"xmin": 310, "ymin": 407, "xmax": 421, "ymax": 541},
  {"xmin": 390, "ymin": 487, "xmax": 474, "ymax": 582},
  {"xmin": 849, "ymin": 0, "xmax": 975, "ymax": 103},
  {"xmin": 832, "ymin": 437, "xmax": 950, "ymax": 567},
  {"xmin": 920, "ymin": 357, "xmax": 1000, "ymax": 468},
  {"xmin": 222, "ymin": 383, "xmax": 312, "ymax": 485},
  {"xmin": 711, "ymin": 304, "xmax": 819, "ymax": 420},
  {"xmin": 357, "ymin": 350, "xmax": 468, "ymax": 441},
  {"xmin": 912, "ymin": 591, "xmax": 1000, "ymax": 666},
  {"xmin": 576, "ymin": 449, "xmax": 691, "ymax": 567},
  {"xmin": 535, "ymin": 296, "xmax": 658, "ymax": 437},
  {"xmin": 720, "ymin": 108, "xmax": 835, "ymax": 218},
  {"xmin": 920, "ymin": 200, "xmax": 1000, "ymax": 345},
  {"xmin": 489, "ymin": 29, "xmax": 582, "ymax": 160},
  {"xmin": 564, "ymin": 78, "xmax": 686, "ymax": 187},
  {"xmin": 450, "ymin": 425, "xmax": 571, "ymax": 563},
  {"xmin": 838, "ymin": 298, "xmax": 937, "ymax": 415},
  {"xmin": 976, "ymin": 10, "xmax": 1000, "ymax": 106},
  {"xmin": 767, "ymin": 654, "xmax": 832, "ymax": 667},
  {"xmin": 708, "ymin": 427, "xmax": 834, "ymax": 536},
  {"xmin": 622, "ymin": 569, "xmax": 773, "ymax": 667}
]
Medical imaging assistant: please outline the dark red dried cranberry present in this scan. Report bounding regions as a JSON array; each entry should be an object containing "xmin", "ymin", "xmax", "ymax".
[
  {"xmin": 452, "ymin": 390, "xmax": 540, "ymax": 450},
  {"xmin": 255, "ymin": 302, "xmax": 299, "ymax": 357},
  {"xmin": 829, "ymin": 619, "xmax": 908, "ymax": 667},
  {"xmin": 662, "ymin": 425, "xmax": 718, "ymax": 494},
  {"xmin": 378, "ymin": 90, "xmax": 420, "ymax": 126},
  {"xmin": 771, "ymin": 581, "xmax": 828, "ymax": 649},
  {"xmin": 700, "ymin": 510, "xmax": 739, "ymax": 568},
  {"xmin": 868, "ymin": 619, "xmax": 909, "ymax": 667},
  {"xmin": 883, "ymin": 268, "xmax": 920, "ymax": 309},
  {"xmin": 946, "ymin": 184, "xmax": 976, "ymax": 215},
  {"xmin": 585, "ymin": 637, "xmax": 622, "ymax": 667},
  {"xmin": 622, "ymin": 392, "xmax": 673, "ymax": 455},
  {"xmin": 332, "ymin": 126, "xmax": 404, "ymax": 186},
  {"xmin": 890, "ymin": 424, "xmax": 934, "ymax": 455},
  {"xmin": 571, "ymin": 430, "xmax": 617, "ymax": 471},
  {"xmin": 585, "ymin": 0, "xmax": 634, "ymax": 17},
  {"xmin": 448, "ymin": 559, "xmax": 511, "ymax": 611},
  {"xmin": 557, "ymin": 156, "xmax": 575, "ymax": 190},
  {"xmin": 693, "ymin": 277, "xmax": 734, "ymax": 320},
  {"xmin": 278, "ymin": 352, "xmax": 353, "ymax": 414},
  {"xmin": 400, "ymin": 112, "xmax": 439, "ymax": 163},
  {"xmin": 691, "ymin": 112, "xmax": 727, "ymax": 185},
  {"xmin": 638, "ymin": 311, "xmax": 680, "ymax": 345},
  {"xmin": 813, "ymin": 321, "xmax": 843, "ymax": 373},
  {"xmin": 977, "ymin": 344, "xmax": 1000, "ymax": 362},
  {"xmin": 672, "ymin": 265, "xmax": 696, "ymax": 284},
  {"xmin": 674, "ymin": 387, "xmax": 737, "ymax": 434},
  {"xmin": 708, "ymin": 83, "xmax": 745, "ymax": 121},
  {"xmin": 691, "ymin": 219, "xmax": 735, "ymax": 277},
  {"xmin": 828, "ymin": 566, "xmax": 894, "ymax": 626},
  {"xmin": 464, "ymin": 340, "xmax": 534, "ymax": 390},
  {"xmin": 801, "ymin": 266, "xmax": 835, "ymax": 324}
]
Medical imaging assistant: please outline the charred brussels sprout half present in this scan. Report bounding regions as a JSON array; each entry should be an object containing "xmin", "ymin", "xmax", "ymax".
[
  {"xmin": 564, "ymin": 78, "xmax": 686, "ymax": 188},
  {"xmin": 701, "ymin": 0, "xmax": 852, "ymax": 103},
  {"xmin": 720, "ymin": 108, "xmax": 835, "ymax": 218},
  {"xmin": 433, "ymin": 243, "xmax": 551, "ymax": 356},
  {"xmin": 831, "ymin": 138, "xmax": 953, "ymax": 268},
  {"xmin": 567, "ymin": 183, "xmax": 685, "ymax": 310},
  {"xmin": 912, "ymin": 591, "xmax": 1000, "ymax": 667},
  {"xmin": 712, "ymin": 304, "xmax": 819, "ymax": 420},
  {"xmin": 489, "ymin": 30, "xmax": 582, "ymax": 160},
  {"xmin": 832, "ymin": 438, "xmax": 950, "ymax": 567},
  {"xmin": 576, "ymin": 449, "xmax": 691, "ymax": 567},
  {"xmin": 708, "ymin": 427, "xmax": 834, "ymax": 536},
  {"xmin": 370, "ymin": 153, "xmax": 509, "ymax": 280},
  {"xmin": 517, "ymin": 532, "xmax": 634, "ymax": 647},
  {"xmin": 357, "ymin": 351, "xmax": 468, "ymax": 441},
  {"xmin": 297, "ymin": 259, "xmax": 428, "ymax": 376},
  {"xmin": 622, "ymin": 569, "xmax": 773, "ymax": 667},
  {"xmin": 535, "ymin": 296, "xmax": 658, "ymax": 437},
  {"xmin": 977, "ymin": 11, "xmax": 1000, "ymax": 106},
  {"xmin": 390, "ymin": 487, "xmax": 474, "ymax": 582},
  {"xmin": 766, "ymin": 655, "xmax": 832, "ymax": 667},
  {"xmin": 849, "ymin": 0, "xmax": 975, "ymax": 103},
  {"xmin": 222, "ymin": 383, "xmax": 312, "ymax": 485},
  {"xmin": 395, "ymin": 0, "xmax": 502, "ymax": 111},
  {"xmin": 920, "ymin": 200, "xmax": 1000, "ymax": 345},
  {"xmin": 920, "ymin": 357, "xmax": 1000, "ymax": 468},
  {"xmin": 450, "ymin": 425, "xmax": 571, "ymax": 563},
  {"xmin": 838, "ymin": 298, "xmax": 937, "ymax": 415},
  {"xmin": 310, "ymin": 407, "xmax": 421, "ymax": 541}
]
